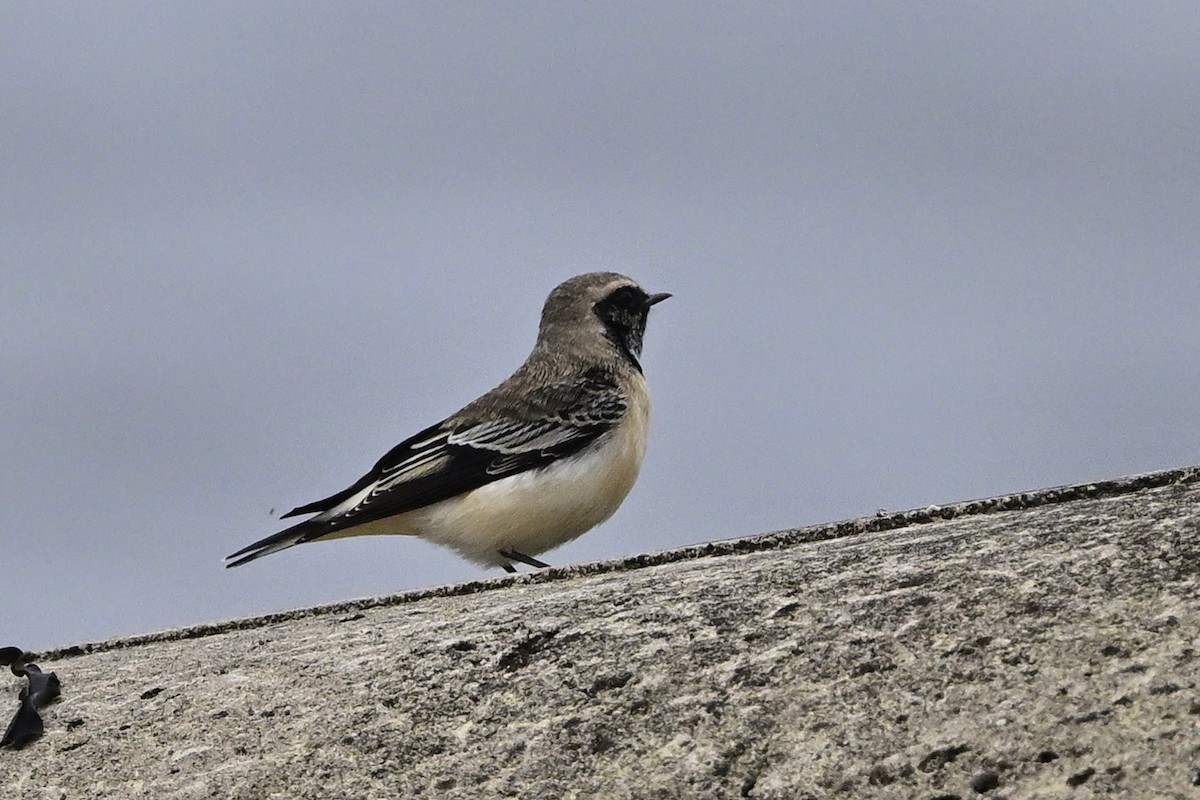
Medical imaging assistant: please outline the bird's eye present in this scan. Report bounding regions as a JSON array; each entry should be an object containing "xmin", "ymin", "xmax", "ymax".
[{"xmin": 600, "ymin": 286, "xmax": 646, "ymax": 311}]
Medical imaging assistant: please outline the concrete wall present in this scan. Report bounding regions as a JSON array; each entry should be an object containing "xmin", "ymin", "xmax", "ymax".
[{"xmin": 5, "ymin": 467, "xmax": 1199, "ymax": 798}]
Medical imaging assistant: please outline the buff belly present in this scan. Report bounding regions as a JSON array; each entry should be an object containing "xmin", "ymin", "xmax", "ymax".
[
  {"xmin": 413, "ymin": 408, "xmax": 648, "ymax": 565},
  {"xmin": 318, "ymin": 379, "xmax": 651, "ymax": 567}
]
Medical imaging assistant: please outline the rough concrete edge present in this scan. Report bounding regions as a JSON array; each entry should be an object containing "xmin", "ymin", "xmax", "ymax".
[{"xmin": 30, "ymin": 463, "xmax": 1200, "ymax": 662}]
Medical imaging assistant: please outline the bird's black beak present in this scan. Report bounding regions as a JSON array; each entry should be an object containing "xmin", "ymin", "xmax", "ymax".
[{"xmin": 646, "ymin": 292, "xmax": 672, "ymax": 307}]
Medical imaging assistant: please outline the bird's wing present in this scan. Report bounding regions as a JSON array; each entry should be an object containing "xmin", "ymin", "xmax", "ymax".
[
  {"xmin": 333, "ymin": 369, "xmax": 627, "ymax": 527},
  {"xmin": 225, "ymin": 369, "xmax": 625, "ymax": 566}
]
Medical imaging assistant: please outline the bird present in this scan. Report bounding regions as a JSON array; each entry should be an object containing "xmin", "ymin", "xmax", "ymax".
[{"xmin": 225, "ymin": 272, "xmax": 670, "ymax": 573}]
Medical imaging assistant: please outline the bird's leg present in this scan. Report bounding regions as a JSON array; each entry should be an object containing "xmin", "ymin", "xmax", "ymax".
[{"xmin": 498, "ymin": 550, "xmax": 551, "ymax": 569}]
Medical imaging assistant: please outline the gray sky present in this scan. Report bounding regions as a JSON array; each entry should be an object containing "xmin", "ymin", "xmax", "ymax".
[{"xmin": 4, "ymin": 3, "xmax": 1198, "ymax": 651}]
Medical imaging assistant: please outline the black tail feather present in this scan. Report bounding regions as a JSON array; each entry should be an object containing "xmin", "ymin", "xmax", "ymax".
[{"xmin": 225, "ymin": 517, "xmax": 327, "ymax": 568}]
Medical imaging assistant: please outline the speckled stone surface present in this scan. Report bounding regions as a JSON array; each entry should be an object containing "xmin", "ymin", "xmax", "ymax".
[{"xmin": 5, "ymin": 467, "xmax": 1199, "ymax": 799}]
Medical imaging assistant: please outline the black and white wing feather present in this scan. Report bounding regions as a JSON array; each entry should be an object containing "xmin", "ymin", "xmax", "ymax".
[{"xmin": 224, "ymin": 369, "xmax": 626, "ymax": 567}]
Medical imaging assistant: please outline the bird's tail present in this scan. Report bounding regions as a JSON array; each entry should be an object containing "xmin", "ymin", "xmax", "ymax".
[{"xmin": 224, "ymin": 518, "xmax": 324, "ymax": 568}]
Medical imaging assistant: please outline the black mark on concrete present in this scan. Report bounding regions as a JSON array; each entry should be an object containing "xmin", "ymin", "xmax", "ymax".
[
  {"xmin": 918, "ymin": 743, "xmax": 970, "ymax": 772},
  {"xmin": 498, "ymin": 630, "xmax": 559, "ymax": 672},
  {"xmin": 1066, "ymin": 767, "xmax": 1095, "ymax": 787}
]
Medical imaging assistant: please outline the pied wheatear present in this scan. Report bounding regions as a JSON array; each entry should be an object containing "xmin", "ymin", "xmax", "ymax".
[{"xmin": 225, "ymin": 272, "xmax": 669, "ymax": 572}]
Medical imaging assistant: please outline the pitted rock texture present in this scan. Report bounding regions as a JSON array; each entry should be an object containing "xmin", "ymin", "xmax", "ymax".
[{"xmin": 5, "ymin": 467, "xmax": 1199, "ymax": 798}]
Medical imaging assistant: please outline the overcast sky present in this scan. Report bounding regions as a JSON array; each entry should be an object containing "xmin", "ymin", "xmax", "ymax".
[{"xmin": 4, "ymin": 2, "xmax": 1198, "ymax": 651}]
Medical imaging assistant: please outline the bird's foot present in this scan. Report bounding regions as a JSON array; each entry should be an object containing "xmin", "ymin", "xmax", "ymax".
[{"xmin": 499, "ymin": 550, "xmax": 551, "ymax": 570}]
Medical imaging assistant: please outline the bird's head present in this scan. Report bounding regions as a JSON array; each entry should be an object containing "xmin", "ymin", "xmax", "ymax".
[{"xmin": 536, "ymin": 272, "xmax": 670, "ymax": 369}]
